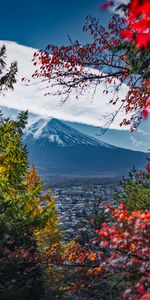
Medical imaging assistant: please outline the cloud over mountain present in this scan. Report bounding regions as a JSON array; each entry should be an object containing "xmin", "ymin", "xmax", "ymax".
[{"xmin": 0, "ymin": 40, "xmax": 129, "ymax": 129}]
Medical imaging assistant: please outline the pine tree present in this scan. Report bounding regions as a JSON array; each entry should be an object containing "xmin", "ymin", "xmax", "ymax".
[
  {"xmin": 114, "ymin": 164, "xmax": 150, "ymax": 211},
  {"xmin": 0, "ymin": 45, "xmax": 17, "ymax": 94},
  {"xmin": 0, "ymin": 112, "xmax": 61, "ymax": 299}
]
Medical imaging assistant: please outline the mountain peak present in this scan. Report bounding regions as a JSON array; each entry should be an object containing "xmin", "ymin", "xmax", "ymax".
[{"xmin": 25, "ymin": 117, "xmax": 111, "ymax": 147}]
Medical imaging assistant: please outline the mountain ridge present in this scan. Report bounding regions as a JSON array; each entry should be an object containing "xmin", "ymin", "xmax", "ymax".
[
  {"xmin": 0, "ymin": 105, "xmax": 149, "ymax": 152},
  {"xmin": 0, "ymin": 105, "xmax": 148, "ymax": 176},
  {"xmin": 25, "ymin": 117, "xmax": 114, "ymax": 148},
  {"xmin": 23, "ymin": 116, "xmax": 148, "ymax": 176}
]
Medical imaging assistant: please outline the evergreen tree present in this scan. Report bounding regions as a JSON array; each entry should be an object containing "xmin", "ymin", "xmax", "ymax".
[
  {"xmin": 114, "ymin": 164, "xmax": 150, "ymax": 211},
  {"xmin": 0, "ymin": 45, "xmax": 17, "ymax": 94},
  {"xmin": 0, "ymin": 112, "xmax": 61, "ymax": 299}
]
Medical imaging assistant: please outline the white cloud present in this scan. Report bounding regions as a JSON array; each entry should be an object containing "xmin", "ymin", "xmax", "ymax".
[
  {"xmin": 130, "ymin": 136, "xmax": 146, "ymax": 148},
  {"xmin": 0, "ymin": 40, "xmax": 130, "ymax": 129},
  {"xmin": 137, "ymin": 129, "xmax": 150, "ymax": 136}
]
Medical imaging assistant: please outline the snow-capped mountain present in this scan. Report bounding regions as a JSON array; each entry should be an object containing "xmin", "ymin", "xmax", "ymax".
[
  {"xmin": 25, "ymin": 117, "xmax": 113, "ymax": 148},
  {"xmin": 0, "ymin": 106, "xmax": 148, "ymax": 176},
  {"xmin": 21, "ymin": 115, "xmax": 147, "ymax": 176},
  {"xmin": 1, "ymin": 105, "xmax": 150, "ymax": 152}
]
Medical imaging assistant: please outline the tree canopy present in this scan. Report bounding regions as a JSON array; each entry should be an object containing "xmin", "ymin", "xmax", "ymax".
[
  {"xmin": 0, "ymin": 112, "xmax": 61, "ymax": 299},
  {"xmin": 0, "ymin": 45, "xmax": 17, "ymax": 95}
]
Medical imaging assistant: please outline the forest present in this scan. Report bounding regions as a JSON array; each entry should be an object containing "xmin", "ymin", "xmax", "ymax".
[{"xmin": 0, "ymin": 0, "xmax": 150, "ymax": 299}]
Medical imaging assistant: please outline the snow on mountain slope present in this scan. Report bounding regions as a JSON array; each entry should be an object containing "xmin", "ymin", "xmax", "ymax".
[
  {"xmin": 25, "ymin": 117, "xmax": 113, "ymax": 148},
  {"xmin": 24, "ymin": 118, "xmax": 147, "ymax": 176},
  {"xmin": 0, "ymin": 40, "xmax": 129, "ymax": 129},
  {"xmin": 0, "ymin": 106, "xmax": 147, "ymax": 175},
  {"xmin": 64, "ymin": 120, "xmax": 150, "ymax": 153},
  {"xmin": 1, "ymin": 105, "xmax": 150, "ymax": 152}
]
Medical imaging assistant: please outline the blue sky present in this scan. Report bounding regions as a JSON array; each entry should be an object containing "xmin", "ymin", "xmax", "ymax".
[{"xmin": 1, "ymin": 0, "xmax": 110, "ymax": 48}]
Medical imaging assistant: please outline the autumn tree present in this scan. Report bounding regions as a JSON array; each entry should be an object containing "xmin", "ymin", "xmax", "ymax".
[
  {"xmin": 59, "ymin": 192, "xmax": 150, "ymax": 299},
  {"xmin": 121, "ymin": 0, "xmax": 150, "ymax": 49},
  {"xmin": 96, "ymin": 203, "xmax": 150, "ymax": 300},
  {"xmin": 29, "ymin": 0, "xmax": 150, "ymax": 131},
  {"xmin": 0, "ymin": 112, "xmax": 61, "ymax": 299}
]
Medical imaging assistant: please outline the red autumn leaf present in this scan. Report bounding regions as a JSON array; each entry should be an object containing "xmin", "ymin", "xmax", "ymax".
[
  {"xmin": 140, "ymin": 294, "xmax": 150, "ymax": 300},
  {"xmin": 145, "ymin": 163, "xmax": 150, "ymax": 172},
  {"xmin": 101, "ymin": 1, "xmax": 113, "ymax": 9},
  {"xmin": 141, "ymin": 108, "xmax": 149, "ymax": 119}
]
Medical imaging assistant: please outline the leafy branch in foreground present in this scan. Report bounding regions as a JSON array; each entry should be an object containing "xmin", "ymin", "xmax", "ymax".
[
  {"xmin": 0, "ymin": 45, "xmax": 17, "ymax": 94},
  {"xmin": 30, "ymin": 11, "xmax": 150, "ymax": 130}
]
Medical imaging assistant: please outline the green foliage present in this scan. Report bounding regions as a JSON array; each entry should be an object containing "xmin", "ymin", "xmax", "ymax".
[
  {"xmin": 0, "ymin": 45, "xmax": 17, "ymax": 94},
  {"xmin": 114, "ymin": 165, "xmax": 150, "ymax": 211},
  {"xmin": 0, "ymin": 112, "xmax": 61, "ymax": 299},
  {"xmin": 89, "ymin": 195, "xmax": 107, "ymax": 230}
]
